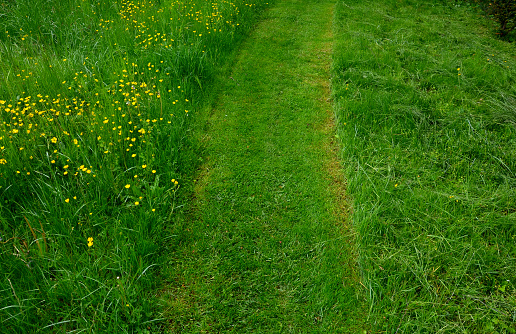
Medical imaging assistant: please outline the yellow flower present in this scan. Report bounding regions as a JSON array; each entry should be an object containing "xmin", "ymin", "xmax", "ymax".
[
  {"xmin": 125, "ymin": 184, "xmax": 131, "ymax": 188},
  {"xmin": 135, "ymin": 201, "xmax": 139, "ymax": 206},
  {"xmin": 87, "ymin": 237, "xmax": 93, "ymax": 247},
  {"xmin": 51, "ymin": 137, "xmax": 58, "ymax": 143},
  {"xmin": 65, "ymin": 198, "xmax": 70, "ymax": 203}
]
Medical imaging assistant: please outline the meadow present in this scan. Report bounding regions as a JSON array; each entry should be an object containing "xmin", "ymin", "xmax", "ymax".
[
  {"xmin": 333, "ymin": 0, "xmax": 516, "ymax": 332},
  {"xmin": 0, "ymin": 0, "xmax": 271, "ymax": 332},
  {"xmin": 2, "ymin": 0, "xmax": 516, "ymax": 332}
]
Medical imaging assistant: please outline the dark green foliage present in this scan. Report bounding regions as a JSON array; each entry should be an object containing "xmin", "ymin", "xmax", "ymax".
[{"xmin": 473, "ymin": 0, "xmax": 516, "ymax": 37}]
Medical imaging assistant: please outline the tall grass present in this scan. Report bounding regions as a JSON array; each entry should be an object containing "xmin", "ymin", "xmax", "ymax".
[
  {"xmin": 333, "ymin": 0, "xmax": 516, "ymax": 332},
  {"xmin": 0, "ymin": 0, "xmax": 271, "ymax": 332}
]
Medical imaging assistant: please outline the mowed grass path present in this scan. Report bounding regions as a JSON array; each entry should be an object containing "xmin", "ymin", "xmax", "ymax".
[{"xmin": 160, "ymin": 0, "xmax": 366, "ymax": 332}]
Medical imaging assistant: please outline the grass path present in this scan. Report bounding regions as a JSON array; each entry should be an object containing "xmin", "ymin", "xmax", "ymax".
[{"xmin": 161, "ymin": 0, "xmax": 367, "ymax": 331}]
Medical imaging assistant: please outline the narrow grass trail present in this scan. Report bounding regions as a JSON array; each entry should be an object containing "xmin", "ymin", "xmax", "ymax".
[{"xmin": 162, "ymin": 0, "xmax": 366, "ymax": 331}]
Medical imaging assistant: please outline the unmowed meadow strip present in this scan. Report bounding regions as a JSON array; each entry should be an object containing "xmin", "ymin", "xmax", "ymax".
[
  {"xmin": 0, "ymin": 0, "xmax": 271, "ymax": 332},
  {"xmin": 333, "ymin": 0, "xmax": 516, "ymax": 332}
]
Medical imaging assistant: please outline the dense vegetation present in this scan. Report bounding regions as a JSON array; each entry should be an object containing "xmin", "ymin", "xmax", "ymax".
[
  {"xmin": 333, "ymin": 0, "xmax": 516, "ymax": 332},
  {"xmin": 472, "ymin": 0, "xmax": 516, "ymax": 38},
  {"xmin": 0, "ymin": 0, "xmax": 271, "ymax": 332}
]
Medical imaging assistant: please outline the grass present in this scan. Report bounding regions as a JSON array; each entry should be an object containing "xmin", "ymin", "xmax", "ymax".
[
  {"xmin": 2, "ymin": 0, "xmax": 515, "ymax": 332},
  {"xmin": 159, "ymin": 0, "xmax": 367, "ymax": 332},
  {"xmin": 332, "ymin": 0, "xmax": 516, "ymax": 332},
  {"xmin": 0, "ymin": 0, "xmax": 271, "ymax": 332}
]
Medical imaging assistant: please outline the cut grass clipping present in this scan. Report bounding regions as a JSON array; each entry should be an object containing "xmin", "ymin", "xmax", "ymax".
[
  {"xmin": 333, "ymin": 0, "xmax": 516, "ymax": 332},
  {"xmin": 0, "ymin": 0, "xmax": 271, "ymax": 332}
]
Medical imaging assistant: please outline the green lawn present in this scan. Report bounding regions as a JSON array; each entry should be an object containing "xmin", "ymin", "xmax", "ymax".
[{"xmin": 160, "ymin": 0, "xmax": 366, "ymax": 332}]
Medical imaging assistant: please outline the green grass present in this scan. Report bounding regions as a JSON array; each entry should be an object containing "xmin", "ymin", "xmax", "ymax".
[
  {"xmin": 332, "ymin": 0, "xmax": 516, "ymax": 332},
  {"xmin": 0, "ymin": 0, "xmax": 271, "ymax": 332},
  {"xmin": 3, "ymin": 0, "xmax": 515, "ymax": 332},
  {"xmin": 159, "ymin": 0, "xmax": 367, "ymax": 332}
]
